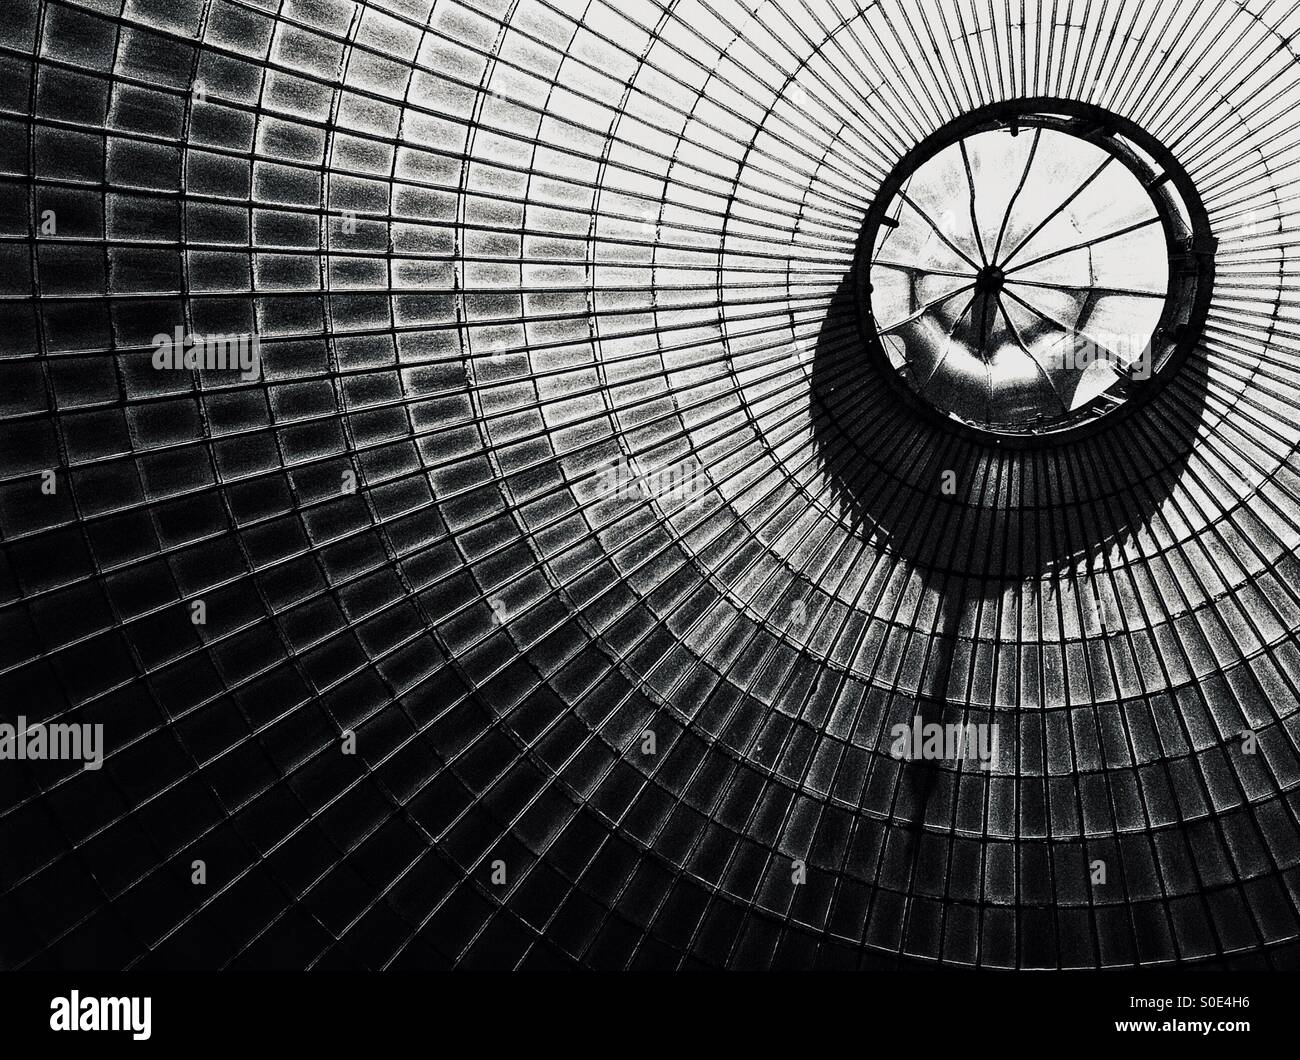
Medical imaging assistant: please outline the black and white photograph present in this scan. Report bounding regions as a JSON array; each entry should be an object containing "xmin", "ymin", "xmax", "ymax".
[{"xmin": 0, "ymin": 0, "xmax": 1296, "ymax": 1042}]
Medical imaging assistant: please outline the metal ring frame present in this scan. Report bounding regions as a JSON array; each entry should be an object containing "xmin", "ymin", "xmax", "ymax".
[{"xmin": 853, "ymin": 97, "xmax": 1217, "ymax": 448}]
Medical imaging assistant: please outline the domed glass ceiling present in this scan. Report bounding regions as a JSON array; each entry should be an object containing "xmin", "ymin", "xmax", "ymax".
[{"xmin": 2, "ymin": 0, "xmax": 1300, "ymax": 973}]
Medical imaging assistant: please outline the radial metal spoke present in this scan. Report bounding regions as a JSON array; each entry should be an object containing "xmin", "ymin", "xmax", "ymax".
[
  {"xmin": 916, "ymin": 290, "xmax": 980, "ymax": 394},
  {"xmin": 997, "ymin": 298, "xmax": 1071, "ymax": 412},
  {"xmin": 878, "ymin": 283, "xmax": 979, "ymax": 335},
  {"xmin": 1000, "ymin": 286, "xmax": 1129, "ymax": 370},
  {"xmin": 991, "ymin": 126, "xmax": 1043, "ymax": 264},
  {"xmin": 871, "ymin": 259, "xmax": 979, "ymax": 279},
  {"xmin": 998, "ymin": 154, "xmax": 1116, "ymax": 267},
  {"xmin": 896, "ymin": 188, "xmax": 984, "ymax": 270},
  {"xmin": 1006, "ymin": 278, "xmax": 1166, "ymax": 298},
  {"xmin": 960, "ymin": 138, "xmax": 989, "ymax": 265},
  {"xmin": 1004, "ymin": 215, "xmax": 1162, "ymax": 275}
]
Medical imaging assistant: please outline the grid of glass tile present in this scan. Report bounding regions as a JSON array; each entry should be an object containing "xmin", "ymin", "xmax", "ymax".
[{"xmin": 1, "ymin": 0, "xmax": 1300, "ymax": 970}]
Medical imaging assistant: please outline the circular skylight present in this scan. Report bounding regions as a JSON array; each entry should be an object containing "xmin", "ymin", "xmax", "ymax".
[{"xmin": 861, "ymin": 102, "xmax": 1214, "ymax": 442}]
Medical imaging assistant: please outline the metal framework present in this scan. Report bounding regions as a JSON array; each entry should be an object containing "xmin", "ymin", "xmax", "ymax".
[
  {"xmin": 0, "ymin": 0, "xmax": 1299, "ymax": 973},
  {"xmin": 856, "ymin": 98, "xmax": 1216, "ymax": 445}
]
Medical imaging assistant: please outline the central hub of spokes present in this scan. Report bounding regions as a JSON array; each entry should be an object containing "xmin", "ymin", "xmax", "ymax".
[
  {"xmin": 974, "ymin": 264, "xmax": 1005, "ymax": 294},
  {"xmin": 970, "ymin": 266, "xmax": 1006, "ymax": 360}
]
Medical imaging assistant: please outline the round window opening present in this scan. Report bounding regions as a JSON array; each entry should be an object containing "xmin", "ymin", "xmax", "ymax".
[{"xmin": 857, "ymin": 100, "xmax": 1215, "ymax": 444}]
